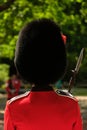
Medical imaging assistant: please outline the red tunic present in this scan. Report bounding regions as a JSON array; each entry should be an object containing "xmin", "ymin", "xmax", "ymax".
[{"xmin": 4, "ymin": 90, "xmax": 83, "ymax": 130}]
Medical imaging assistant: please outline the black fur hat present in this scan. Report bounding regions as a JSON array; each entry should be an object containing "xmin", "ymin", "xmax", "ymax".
[{"xmin": 14, "ymin": 18, "xmax": 67, "ymax": 85}]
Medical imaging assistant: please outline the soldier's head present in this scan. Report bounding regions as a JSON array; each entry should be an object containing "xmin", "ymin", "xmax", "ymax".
[{"xmin": 14, "ymin": 18, "xmax": 67, "ymax": 85}]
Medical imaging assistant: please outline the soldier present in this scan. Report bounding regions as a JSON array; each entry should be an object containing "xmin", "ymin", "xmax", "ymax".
[
  {"xmin": 4, "ymin": 18, "xmax": 83, "ymax": 130},
  {"xmin": 5, "ymin": 74, "xmax": 21, "ymax": 100}
]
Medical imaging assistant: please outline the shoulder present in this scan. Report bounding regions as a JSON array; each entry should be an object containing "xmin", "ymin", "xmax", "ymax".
[
  {"xmin": 8, "ymin": 91, "xmax": 30, "ymax": 104},
  {"xmin": 56, "ymin": 89, "xmax": 78, "ymax": 101}
]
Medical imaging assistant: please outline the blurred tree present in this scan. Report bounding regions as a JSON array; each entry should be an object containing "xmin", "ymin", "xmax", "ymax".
[{"xmin": 0, "ymin": 0, "xmax": 15, "ymax": 12}]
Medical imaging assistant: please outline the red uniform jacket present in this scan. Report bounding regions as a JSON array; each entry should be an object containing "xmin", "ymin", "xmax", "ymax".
[{"xmin": 4, "ymin": 90, "xmax": 83, "ymax": 130}]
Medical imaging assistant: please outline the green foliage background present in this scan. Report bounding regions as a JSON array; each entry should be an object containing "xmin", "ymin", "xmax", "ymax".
[{"xmin": 0, "ymin": 0, "xmax": 87, "ymax": 84}]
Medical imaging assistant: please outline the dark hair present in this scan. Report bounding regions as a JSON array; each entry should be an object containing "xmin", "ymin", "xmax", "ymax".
[
  {"xmin": 9, "ymin": 63, "xmax": 17, "ymax": 77},
  {"xmin": 14, "ymin": 18, "xmax": 67, "ymax": 85}
]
